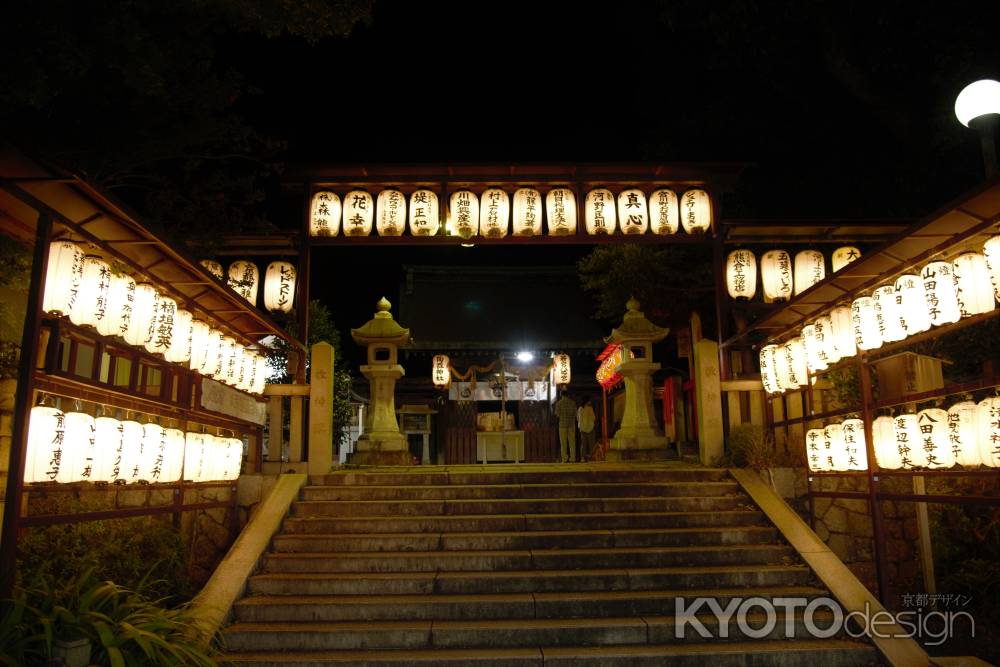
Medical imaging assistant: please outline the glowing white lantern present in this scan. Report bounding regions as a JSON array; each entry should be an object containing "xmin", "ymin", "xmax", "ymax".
[
  {"xmin": 123, "ymin": 283, "xmax": 158, "ymax": 347},
  {"xmin": 376, "ymin": 189, "xmax": 406, "ymax": 236},
  {"xmin": 977, "ymin": 397, "xmax": 1000, "ymax": 468},
  {"xmin": 511, "ymin": 188, "xmax": 542, "ymax": 236},
  {"xmin": 237, "ymin": 352, "xmax": 255, "ymax": 392},
  {"xmin": 69, "ymin": 256, "xmax": 112, "ymax": 327},
  {"xmin": 91, "ymin": 416, "xmax": 122, "ymax": 483},
  {"xmin": 117, "ymin": 420, "xmax": 145, "ymax": 483},
  {"xmin": 829, "ymin": 305, "xmax": 857, "ymax": 359},
  {"xmin": 164, "ymin": 309, "xmax": 193, "ymax": 364},
  {"xmin": 680, "ymin": 189, "xmax": 712, "ymax": 233},
  {"xmin": 758, "ymin": 344, "xmax": 781, "ymax": 395},
  {"xmin": 200, "ymin": 260, "xmax": 224, "ymax": 279},
  {"xmin": 545, "ymin": 188, "xmax": 577, "ymax": 235},
  {"xmin": 806, "ymin": 428, "xmax": 827, "ymax": 472},
  {"xmin": 952, "ymin": 252, "xmax": 996, "ymax": 316},
  {"xmin": 775, "ymin": 340, "xmax": 807, "ymax": 390},
  {"xmin": 726, "ymin": 250, "xmax": 757, "ymax": 300},
  {"xmin": 983, "ymin": 235, "xmax": 1000, "ymax": 302},
  {"xmin": 823, "ymin": 423, "xmax": 849, "ymax": 472},
  {"xmin": 872, "ymin": 285, "xmax": 906, "ymax": 344},
  {"xmin": 188, "ymin": 320, "xmax": 211, "ymax": 371},
  {"xmin": 253, "ymin": 354, "xmax": 269, "ymax": 394},
  {"xmin": 264, "ymin": 261, "xmax": 297, "ymax": 313},
  {"xmin": 43, "ymin": 241, "xmax": 85, "ymax": 316},
  {"xmin": 893, "ymin": 413, "xmax": 926, "ymax": 469},
  {"xmin": 146, "ymin": 294, "xmax": 178, "ymax": 355},
  {"xmin": 448, "ymin": 190, "xmax": 479, "ymax": 238},
  {"xmin": 916, "ymin": 408, "xmax": 955, "ymax": 469},
  {"xmin": 200, "ymin": 329, "xmax": 223, "ymax": 376},
  {"xmin": 97, "ymin": 273, "xmax": 136, "ymax": 339},
  {"xmin": 801, "ymin": 324, "xmax": 828, "ymax": 372},
  {"xmin": 225, "ymin": 342, "xmax": 244, "ymax": 386},
  {"xmin": 228, "ymin": 261, "xmax": 259, "ymax": 305},
  {"xmin": 794, "ymin": 250, "xmax": 825, "ymax": 296},
  {"xmin": 921, "ymin": 261, "xmax": 961, "ymax": 326},
  {"xmin": 649, "ymin": 189, "xmax": 679, "ymax": 235},
  {"xmin": 955, "ymin": 79, "xmax": 1000, "ymax": 127},
  {"xmin": 553, "ymin": 353, "xmax": 571, "ymax": 386},
  {"xmin": 162, "ymin": 428, "xmax": 185, "ymax": 482},
  {"xmin": 851, "ymin": 296, "xmax": 882, "ymax": 351},
  {"xmin": 432, "ymin": 354, "xmax": 450, "ymax": 388},
  {"xmin": 813, "ymin": 315, "xmax": 839, "ymax": 365},
  {"xmin": 343, "ymin": 190, "xmax": 374, "ymax": 236},
  {"xmin": 309, "ymin": 191, "xmax": 341, "ymax": 237},
  {"xmin": 409, "ymin": 189, "xmax": 440, "ymax": 236},
  {"xmin": 894, "ymin": 274, "xmax": 930, "ymax": 334},
  {"xmin": 584, "ymin": 189, "xmax": 617, "ymax": 235},
  {"xmin": 24, "ymin": 406, "xmax": 64, "ymax": 483},
  {"xmin": 136, "ymin": 422, "xmax": 165, "ymax": 482},
  {"xmin": 831, "ymin": 246, "xmax": 861, "ymax": 272},
  {"xmin": 617, "ymin": 189, "xmax": 648, "ymax": 234},
  {"xmin": 948, "ymin": 401, "xmax": 982, "ymax": 467},
  {"xmin": 225, "ymin": 438, "xmax": 244, "ymax": 480},
  {"xmin": 61, "ymin": 411, "xmax": 96, "ymax": 484},
  {"xmin": 841, "ymin": 419, "xmax": 869, "ymax": 471},
  {"xmin": 872, "ymin": 415, "xmax": 901, "ymax": 470},
  {"xmin": 216, "ymin": 336, "xmax": 236, "ymax": 382},
  {"xmin": 761, "ymin": 250, "xmax": 793, "ymax": 302},
  {"xmin": 480, "ymin": 188, "xmax": 509, "ymax": 238},
  {"xmin": 184, "ymin": 432, "xmax": 208, "ymax": 482}
]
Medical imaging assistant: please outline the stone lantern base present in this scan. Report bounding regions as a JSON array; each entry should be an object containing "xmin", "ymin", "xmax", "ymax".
[
  {"xmin": 347, "ymin": 449, "xmax": 413, "ymax": 466},
  {"xmin": 348, "ymin": 432, "xmax": 413, "ymax": 466}
]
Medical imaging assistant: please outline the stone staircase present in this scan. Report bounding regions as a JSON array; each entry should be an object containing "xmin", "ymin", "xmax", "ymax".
[{"xmin": 224, "ymin": 466, "xmax": 878, "ymax": 666}]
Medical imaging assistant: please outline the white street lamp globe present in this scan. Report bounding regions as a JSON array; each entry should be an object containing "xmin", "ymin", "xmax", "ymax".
[{"xmin": 955, "ymin": 79, "xmax": 1000, "ymax": 127}]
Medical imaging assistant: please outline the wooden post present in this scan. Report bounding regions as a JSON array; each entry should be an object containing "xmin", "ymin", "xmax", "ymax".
[
  {"xmin": 912, "ymin": 475, "xmax": 937, "ymax": 595},
  {"xmin": 267, "ymin": 396, "xmax": 283, "ymax": 462},
  {"xmin": 288, "ymin": 396, "xmax": 303, "ymax": 463},
  {"xmin": 858, "ymin": 354, "xmax": 890, "ymax": 603}
]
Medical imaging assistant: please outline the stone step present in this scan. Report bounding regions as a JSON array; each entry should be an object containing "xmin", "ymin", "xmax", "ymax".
[
  {"xmin": 298, "ymin": 481, "xmax": 741, "ymax": 501},
  {"xmin": 232, "ymin": 586, "xmax": 827, "ymax": 623},
  {"xmin": 292, "ymin": 495, "xmax": 747, "ymax": 517},
  {"xmin": 271, "ymin": 526, "xmax": 779, "ymax": 553},
  {"xmin": 309, "ymin": 468, "xmax": 732, "ymax": 487},
  {"xmin": 282, "ymin": 510, "xmax": 767, "ymax": 534},
  {"xmin": 224, "ymin": 610, "xmax": 841, "ymax": 652},
  {"xmin": 263, "ymin": 544, "xmax": 797, "ymax": 574},
  {"xmin": 248, "ymin": 564, "xmax": 814, "ymax": 596}
]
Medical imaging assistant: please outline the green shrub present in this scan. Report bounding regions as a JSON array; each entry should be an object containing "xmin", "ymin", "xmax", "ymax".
[{"xmin": 724, "ymin": 424, "xmax": 776, "ymax": 470}]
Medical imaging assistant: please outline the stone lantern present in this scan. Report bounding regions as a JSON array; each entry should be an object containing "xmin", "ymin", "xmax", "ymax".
[
  {"xmin": 606, "ymin": 297, "xmax": 671, "ymax": 460},
  {"xmin": 348, "ymin": 297, "xmax": 413, "ymax": 466}
]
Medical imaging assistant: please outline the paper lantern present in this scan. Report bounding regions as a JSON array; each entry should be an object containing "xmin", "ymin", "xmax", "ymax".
[
  {"xmin": 188, "ymin": 320, "xmax": 211, "ymax": 371},
  {"xmin": 376, "ymin": 189, "xmax": 406, "ymax": 236},
  {"xmin": 895, "ymin": 274, "xmax": 931, "ymax": 334},
  {"xmin": 123, "ymin": 283, "xmax": 158, "ymax": 347},
  {"xmin": 309, "ymin": 191, "xmax": 341, "ymax": 237},
  {"xmin": 91, "ymin": 416, "xmax": 123, "ymax": 483},
  {"xmin": 794, "ymin": 250, "xmax": 825, "ymax": 296},
  {"xmin": 96, "ymin": 273, "xmax": 136, "ymax": 338},
  {"xmin": 448, "ymin": 190, "xmax": 479, "ymax": 239},
  {"xmin": 584, "ymin": 189, "xmax": 617, "ymax": 235},
  {"xmin": 801, "ymin": 324, "xmax": 827, "ymax": 372},
  {"xmin": 409, "ymin": 189, "xmax": 440, "ymax": 236},
  {"xmin": 841, "ymin": 419, "xmax": 869, "ymax": 471},
  {"xmin": 726, "ymin": 249, "xmax": 757, "ymax": 300},
  {"xmin": 983, "ymin": 235, "xmax": 1000, "ymax": 302},
  {"xmin": 162, "ymin": 428, "xmax": 185, "ymax": 482},
  {"xmin": 225, "ymin": 342, "xmax": 244, "ymax": 386},
  {"xmin": 873, "ymin": 415, "xmax": 902, "ymax": 470},
  {"xmin": 145, "ymin": 294, "xmax": 178, "ymax": 355},
  {"xmin": 200, "ymin": 329, "xmax": 223, "ymax": 376},
  {"xmin": 69, "ymin": 256, "xmax": 112, "ymax": 327},
  {"xmin": 237, "ymin": 351, "xmax": 255, "ymax": 392},
  {"xmin": 545, "ymin": 188, "xmax": 577, "ymax": 235},
  {"xmin": 806, "ymin": 428, "xmax": 827, "ymax": 472},
  {"xmin": 343, "ymin": 190, "xmax": 374, "ymax": 236},
  {"xmin": 680, "ymin": 189, "xmax": 712, "ymax": 233},
  {"xmin": 851, "ymin": 296, "xmax": 882, "ymax": 351},
  {"xmin": 872, "ymin": 285, "xmax": 906, "ymax": 344},
  {"xmin": 117, "ymin": 420, "xmax": 144, "ymax": 483},
  {"xmin": 553, "ymin": 353, "xmax": 571, "ymax": 386},
  {"xmin": 224, "ymin": 438, "xmax": 244, "ymax": 480},
  {"xmin": 480, "ymin": 188, "xmax": 509, "ymax": 238},
  {"xmin": 264, "ymin": 261, "xmax": 297, "ymax": 313},
  {"xmin": 952, "ymin": 252, "xmax": 996, "ymax": 317},
  {"xmin": 137, "ymin": 422, "xmax": 166, "ymax": 482},
  {"xmin": 200, "ymin": 260, "xmax": 224, "ymax": 279},
  {"xmin": 216, "ymin": 336, "xmax": 236, "ymax": 382},
  {"xmin": 511, "ymin": 188, "xmax": 542, "ymax": 236},
  {"xmin": 823, "ymin": 423, "xmax": 849, "ymax": 472},
  {"xmin": 829, "ymin": 305, "xmax": 857, "ymax": 359},
  {"xmin": 58, "ymin": 411, "xmax": 95, "ymax": 484},
  {"xmin": 43, "ymin": 241, "xmax": 86, "ymax": 316},
  {"xmin": 813, "ymin": 315, "xmax": 840, "ymax": 365},
  {"xmin": 163, "ymin": 309, "xmax": 193, "ymax": 364},
  {"xmin": 228, "ymin": 261, "xmax": 259, "ymax": 305},
  {"xmin": 775, "ymin": 340, "xmax": 807, "ymax": 390},
  {"xmin": 617, "ymin": 189, "xmax": 648, "ymax": 234},
  {"xmin": 761, "ymin": 250, "xmax": 793, "ymax": 302},
  {"xmin": 253, "ymin": 354, "xmax": 269, "ymax": 394},
  {"xmin": 977, "ymin": 397, "xmax": 1000, "ymax": 468},
  {"xmin": 921, "ymin": 261, "xmax": 961, "ymax": 326},
  {"xmin": 184, "ymin": 432, "xmax": 208, "ymax": 482},
  {"xmin": 649, "ymin": 189, "xmax": 679, "ymax": 235},
  {"xmin": 948, "ymin": 401, "xmax": 982, "ymax": 467},
  {"xmin": 432, "ymin": 354, "xmax": 450, "ymax": 388},
  {"xmin": 916, "ymin": 408, "xmax": 955, "ymax": 469},
  {"xmin": 832, "ymin": 246, "xmax": 861, "ymax": 272},
  {"xmin": 893, "ymin": 414, "xmax": 926, "ymax": 469},
  {"xmin": 24, "ymin": 406, "xmax": 64, "ymax": 483},
  {"xmin": 758, "ymin": 344, "xmax": 781, "ymax": 395}
]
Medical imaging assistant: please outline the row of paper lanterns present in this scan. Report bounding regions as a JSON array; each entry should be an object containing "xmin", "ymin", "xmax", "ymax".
[
  {"xmin": 44, "ymin": 241, "xmax": 269, "ymax": 395},
  {"xmin": 199, "ymin": 259, "xmax": 297, "ymax": 313},
  {"xmin": 430, "ymin": 353, "xmax": 572, "ymax": 387},
  {"xmin": 24, "ymin": 405, "xmax": 243, "ymax": 484},
  {"xmin": 807, "ymin": 397, "xmax": 1000, "ymax": 472},
  {"xmin": 726, "ymin": 247, "xmax": 862, "ymax": 301},
  {"xmin": 309, "ymin": 187, "xmax": 712, "ymax": 238},
  {"xmin": 760, "ymin": 237, "xmax": 1000, "ymax": 395}
]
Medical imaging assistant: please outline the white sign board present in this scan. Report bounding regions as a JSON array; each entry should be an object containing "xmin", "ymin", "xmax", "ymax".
[{"xmin": 201, "ymin": 378, "xmax": 267, "ymax": 426}]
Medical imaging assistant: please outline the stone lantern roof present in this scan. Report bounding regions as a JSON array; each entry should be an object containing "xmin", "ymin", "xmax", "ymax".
[
  {"xmin": 605, "ymin": 297, "xmax": 669, "ymax": 344},
  {"xmin": 351, "ymin": 297, "xmax": 412, "ymax": 347}
]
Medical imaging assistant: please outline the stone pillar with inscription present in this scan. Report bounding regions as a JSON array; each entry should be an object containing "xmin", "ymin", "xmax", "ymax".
[
  {"xmin": 308, "ymin": 342, "xmax": 335, "ymax": 474},
  {"xmin": 606, "ymin": 298, "xmax": 672, "ymax": 461},
  {"xmin": 692, "ymin": 338, "xmax": 725, "ymax": 465},
  {"xmin": 348, "ymin": 298, "xmax": 413, "ymax": 466}
]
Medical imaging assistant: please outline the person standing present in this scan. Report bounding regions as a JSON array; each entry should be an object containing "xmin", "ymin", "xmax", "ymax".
[
  {"xmin": 577, "ymin": 396, "xmax": 596, "ymax": 460},
  {"xmin": 553, "ymin": 390, "xmax": 577, "ymax": 463}
]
